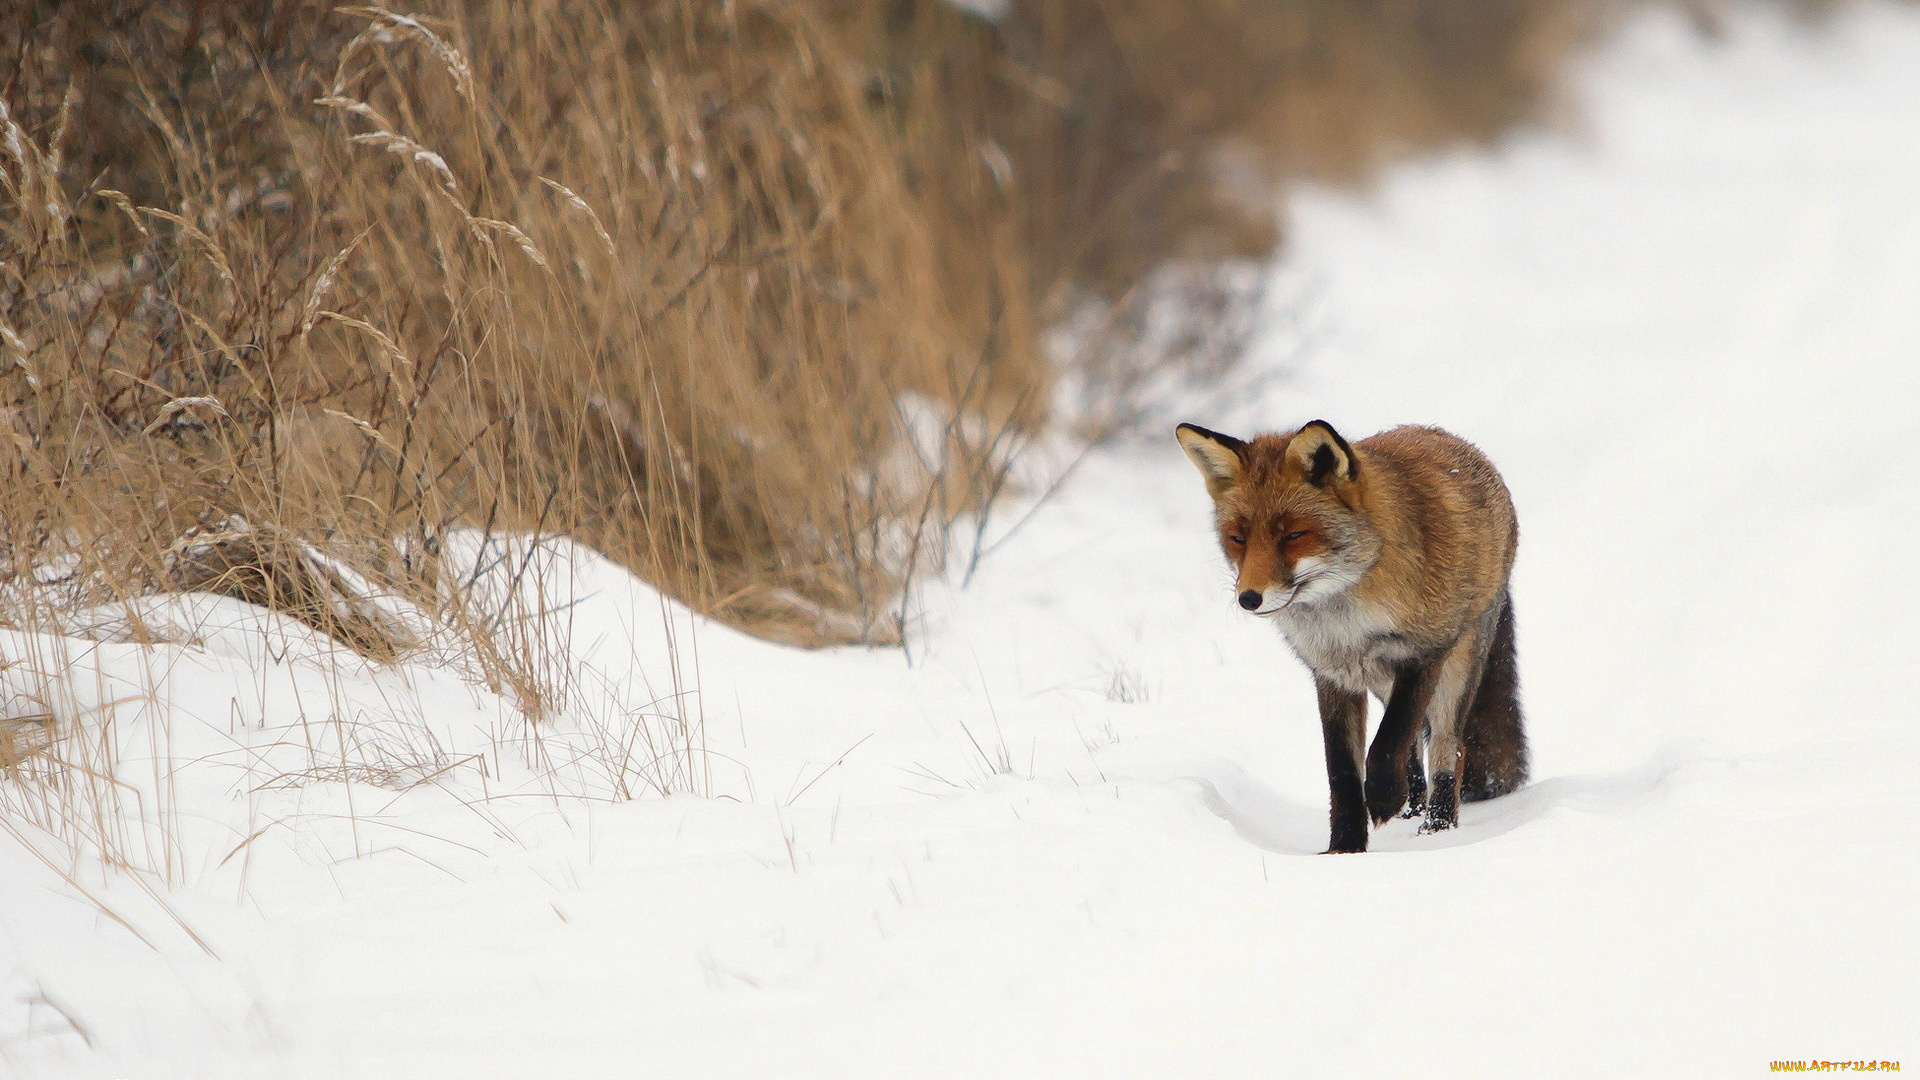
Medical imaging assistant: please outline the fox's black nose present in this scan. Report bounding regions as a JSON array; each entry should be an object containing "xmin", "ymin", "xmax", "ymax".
[{"xmin": 1237, "ymin": 589, "xmax": 1263, "ymax": 611}]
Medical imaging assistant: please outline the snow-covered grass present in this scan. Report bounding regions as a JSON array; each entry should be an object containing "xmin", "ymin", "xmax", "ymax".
[{"xmin": 5, "ymin": 4, "xmax": 1919, "ymax": 1076}]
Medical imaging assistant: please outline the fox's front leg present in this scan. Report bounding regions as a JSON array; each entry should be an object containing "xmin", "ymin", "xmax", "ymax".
[
  {"xmin": 1400, "ymin": 733, "xmax": 1428, "ymax": 819},
  {"xmin": 1315, "ymin": 680, "xmax": 1368, "ymax": 853},
  {"xmin": 1365, "ymin": 662, "xmax": 1440, "ymax": 825}
]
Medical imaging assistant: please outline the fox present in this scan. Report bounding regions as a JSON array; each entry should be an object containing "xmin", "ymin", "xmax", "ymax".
[{"xmin": 1175, "ymin": 419, "xmax": 1527, "ymax": 853}]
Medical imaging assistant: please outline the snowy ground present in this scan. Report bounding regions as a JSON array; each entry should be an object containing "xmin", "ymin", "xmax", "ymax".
[{"xmin": 5, "ymin": 5, "xmax": 1919, "ymax": 1077}]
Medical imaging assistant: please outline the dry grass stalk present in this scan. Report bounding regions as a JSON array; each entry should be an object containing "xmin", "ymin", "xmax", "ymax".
[{"xmin": 0, "ymin": 712, "xmax": 55, "ymax": 772}]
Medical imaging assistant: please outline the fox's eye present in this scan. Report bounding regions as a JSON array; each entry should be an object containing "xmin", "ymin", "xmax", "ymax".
[
  {"xmin": 1227, "ymin": 535, "xmax": 1246, "ymax": 546},
  {"xmin": 1282, "ymin": 530, "xmax": 1308, "ymax": 543}
]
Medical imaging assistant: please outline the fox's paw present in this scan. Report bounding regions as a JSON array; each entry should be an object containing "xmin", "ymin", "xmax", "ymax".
[
  {"xmin": 1418, "ymin": 771, "xmax": 1459, "ymax": 834},
  {"xmin": 1418, "ymin": 802, "xmax": 1458, "ymax": 835},
  {"xmin": 1364, "ymin": 776, "xmax": 1406, "ymax": 826},
  {"xmin": 1326, "ymin": 818, "xmax": 1368, "ymax": 854}
]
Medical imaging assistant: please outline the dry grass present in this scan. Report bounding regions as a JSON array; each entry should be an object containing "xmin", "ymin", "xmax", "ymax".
[
  {"xmin": 0, "ymin": 0, "xmax": 1621, "ymax": 775},
  {"xmin": 5, "ymin": 0, "xmax": 1012, "ymax": 672},
  {"xmin": 0, "ymin": 710, "xmax": 54, "ymax": 771},
  {"xmin": 0, "ymin": 634, "xmax": 189, "ymax": 889}
]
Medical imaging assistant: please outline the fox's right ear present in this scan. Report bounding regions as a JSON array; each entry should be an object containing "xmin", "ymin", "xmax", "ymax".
[
  {"xmin": 1175, "ymin": 423, "xmax": 1246, "ymax": 499},
  {"xmin": 1288, "ymin": 420, "xmax": 1358, "ymax": 488}
]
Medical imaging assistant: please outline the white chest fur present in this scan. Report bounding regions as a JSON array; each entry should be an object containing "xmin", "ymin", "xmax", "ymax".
[{"xmin": 1273, "ymin": 597, "xmax": 1413, "ymax": 698}]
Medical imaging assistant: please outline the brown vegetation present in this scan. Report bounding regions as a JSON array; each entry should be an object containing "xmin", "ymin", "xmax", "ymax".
[{"xmin": 0, "ymin": 0, "xmax": 1606, "ymax": 691}]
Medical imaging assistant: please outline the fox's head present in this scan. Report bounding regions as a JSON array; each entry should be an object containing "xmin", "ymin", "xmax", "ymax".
[{"xmin": 1175, "ymin": 420, "xmax": 1383, "ymax": 615}]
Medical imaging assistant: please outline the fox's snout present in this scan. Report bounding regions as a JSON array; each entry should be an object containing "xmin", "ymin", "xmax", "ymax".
[{"xmin": 1233, "ymin": 542, "xmax": 1299, "ymax": 612}]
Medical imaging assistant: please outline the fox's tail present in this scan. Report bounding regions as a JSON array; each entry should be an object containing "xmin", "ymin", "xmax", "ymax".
[{"xmin": 1461, "ymin": 591, "xmax": 1528, "ymax": 801}]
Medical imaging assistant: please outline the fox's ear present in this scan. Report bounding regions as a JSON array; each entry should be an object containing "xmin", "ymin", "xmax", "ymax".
[
  {"xmin": 1175, "ymin": 423, "xmax": 1246, "ymax": 498},
  {"xmin": 1288, "ymin": 420, "xmax": 1358, "ymax": 487}
]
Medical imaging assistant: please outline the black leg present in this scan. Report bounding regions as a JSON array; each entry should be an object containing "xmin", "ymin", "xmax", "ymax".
[
  {"xmin": 1399, "ymin": 732, "xmax": 1427, "ymax": 819},
  {"xmin": 1365, "ymin": 662, "xmax": 1438, "ymax": 825},
  {"xmin": 1316, "ymin": 680, "xmax": 1368, "ymax": 853},
  {"xmin": 1421, "ymin": 770, "xmax": 1459, "ymax": 833}
]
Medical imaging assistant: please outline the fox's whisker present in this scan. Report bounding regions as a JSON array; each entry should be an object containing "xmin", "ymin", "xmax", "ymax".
[{"xmin": 1255, "ymin": 582, "xmax": 1305, "ymax": 616}]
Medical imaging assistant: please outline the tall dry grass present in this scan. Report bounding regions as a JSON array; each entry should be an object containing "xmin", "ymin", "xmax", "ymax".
[{"xmin": 1, "ymin": 0, "xmax": 1607, "ymax": 686}]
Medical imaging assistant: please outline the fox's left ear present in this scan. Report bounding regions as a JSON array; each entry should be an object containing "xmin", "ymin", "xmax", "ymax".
[
  {"xmin": 1175, "ymin": 422, "xmax": 1246, "ymax": 499},
  {"xmin": 1288, "ymin": 420, "xmax": 1358, "ymax": 487}
]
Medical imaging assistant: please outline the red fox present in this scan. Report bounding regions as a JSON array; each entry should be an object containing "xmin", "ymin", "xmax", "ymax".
[{"xmin": 1176, "ymin": 419, "xmax": 1527, "ymax": 853}]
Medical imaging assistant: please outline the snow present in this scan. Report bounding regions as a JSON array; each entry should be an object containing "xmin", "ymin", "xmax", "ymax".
[{"xmin": 6, "ymin": 5, "xmax": 1919, "ymax": 1076}]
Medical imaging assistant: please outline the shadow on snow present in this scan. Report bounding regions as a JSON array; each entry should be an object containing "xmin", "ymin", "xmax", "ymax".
[{"xmin": 1183, "ymin": 749, "xmax": 1692, "ymax": 856}]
